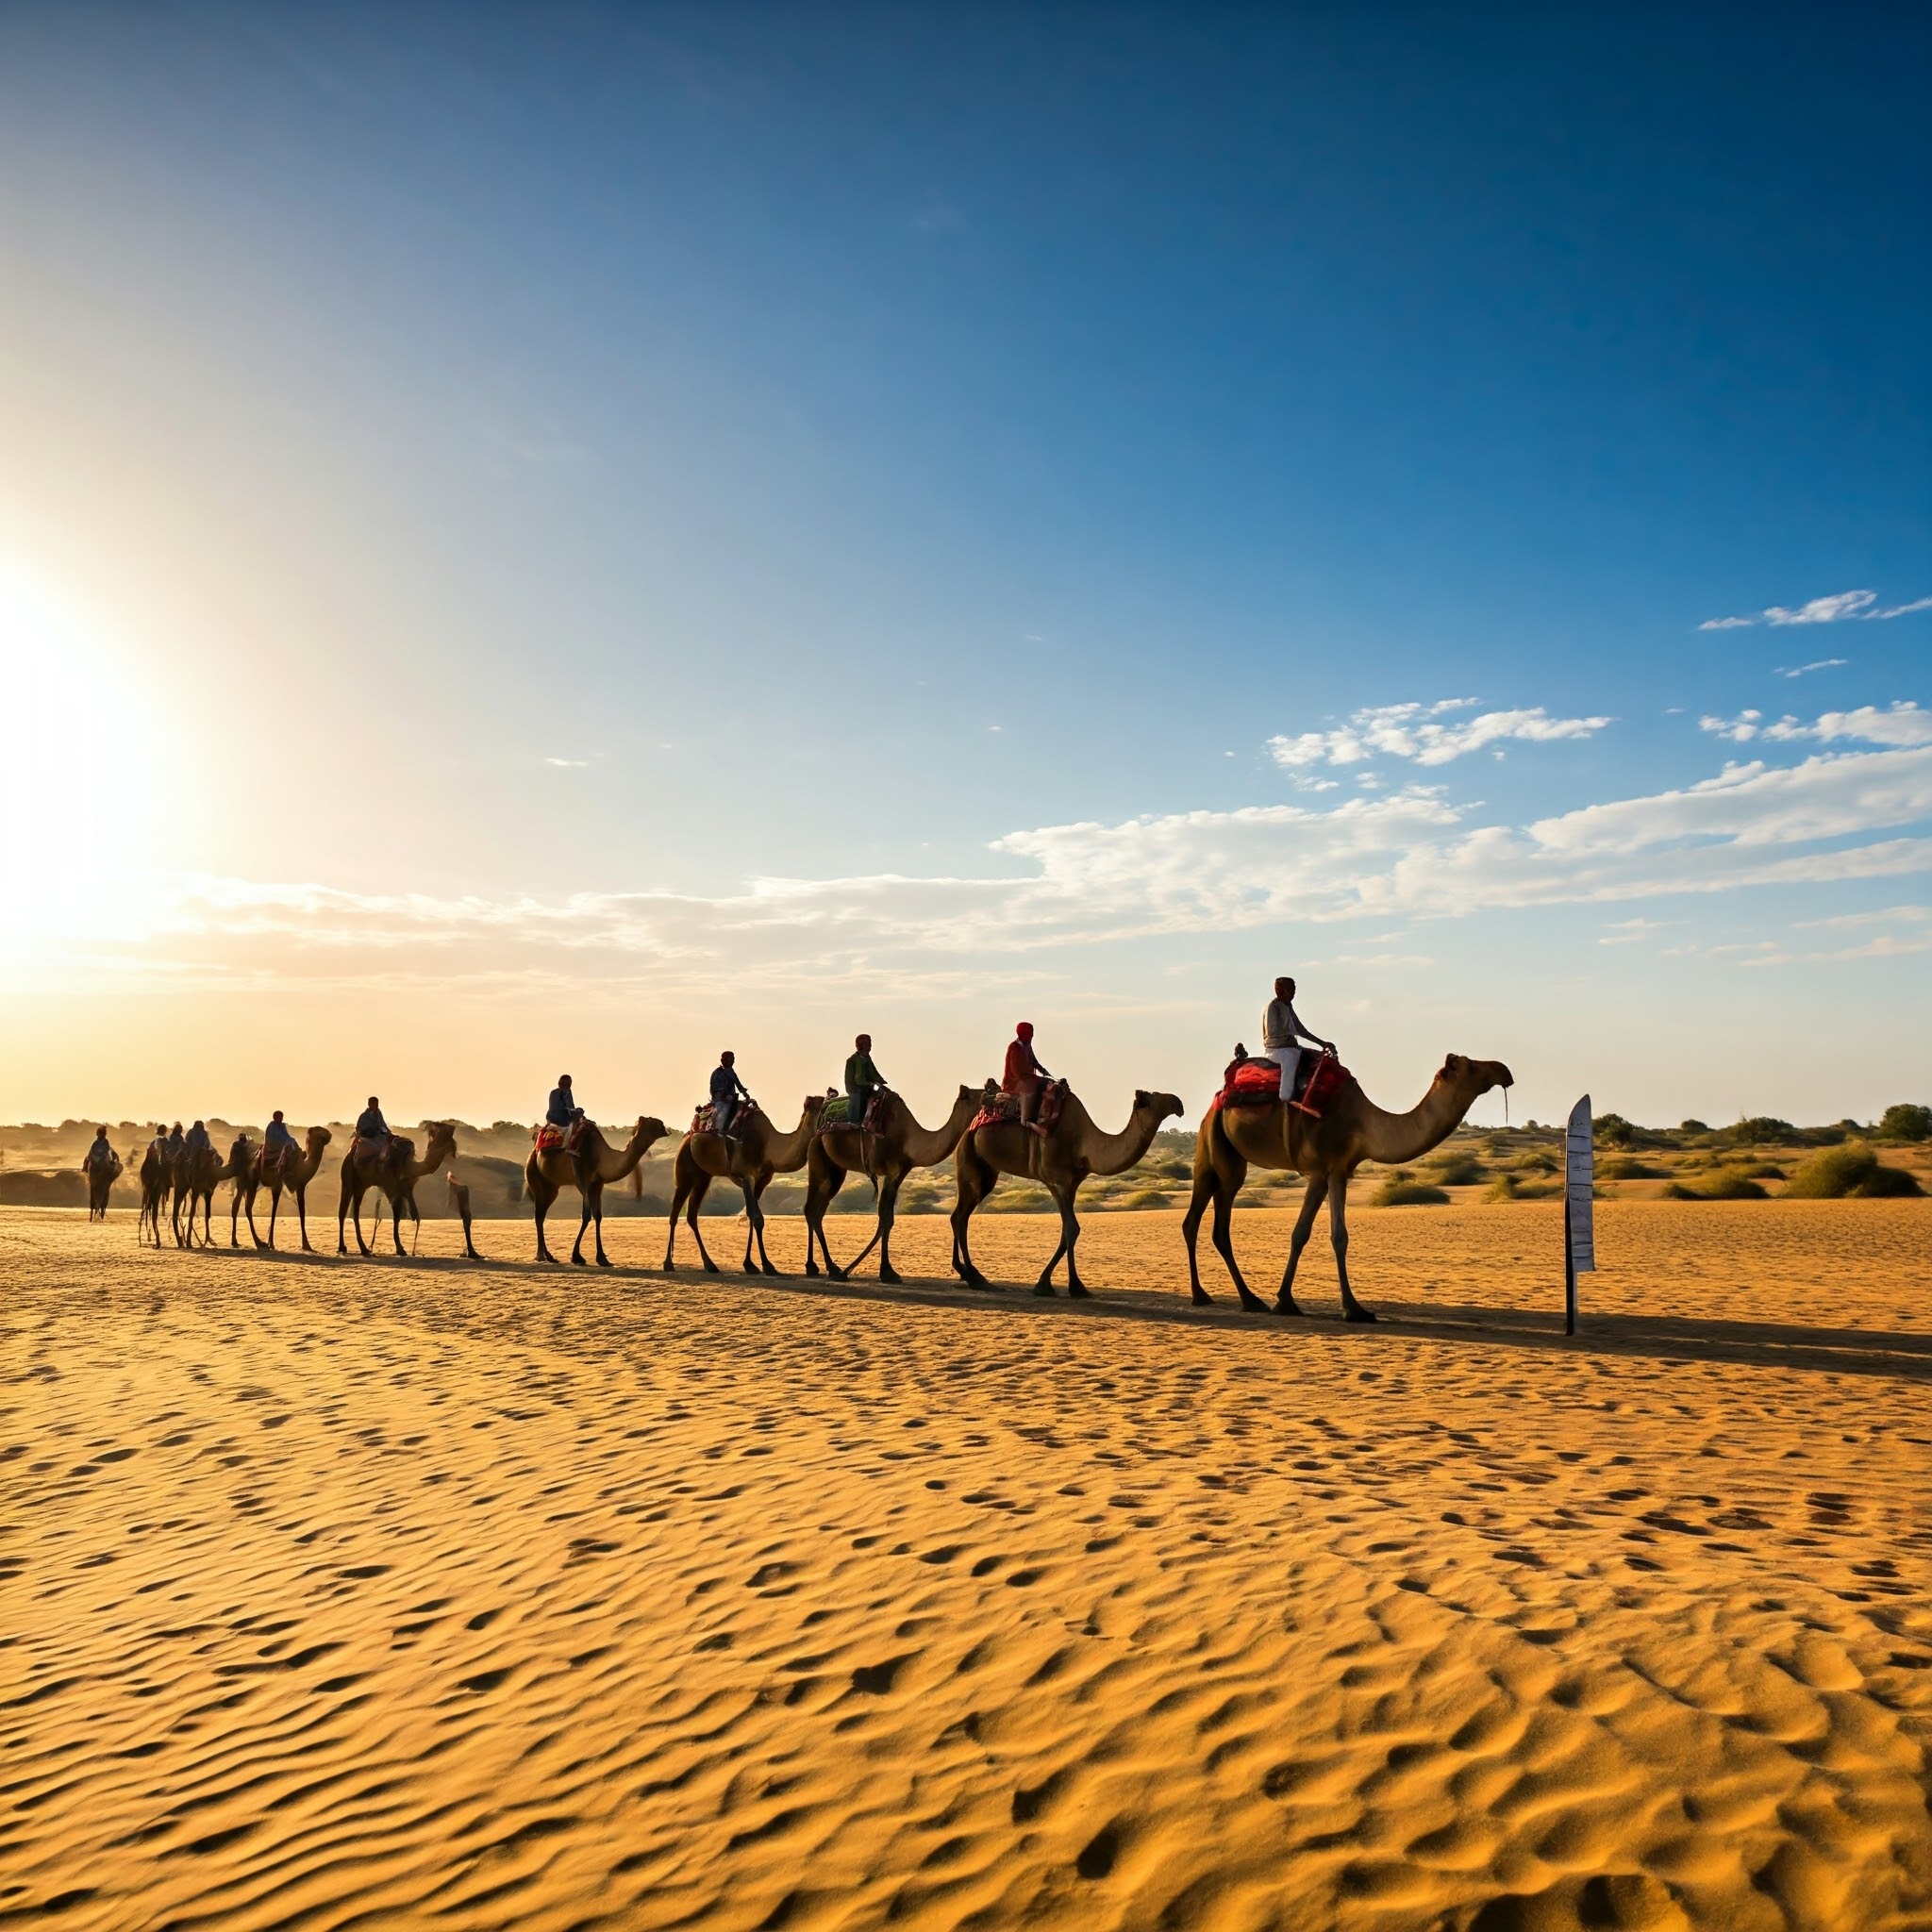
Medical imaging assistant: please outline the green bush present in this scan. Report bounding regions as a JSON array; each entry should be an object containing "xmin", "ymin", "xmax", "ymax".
[
  {"xmin": 1679, "ymin": 1119, "xmax": 1710, "ymax": 1134},
  {"xmin": 1592, "ymin": 1112, "xmax": 1636, "ymax": 1149},
  {"xmin": 1424, "ymin": 1151, "xmax": 1485, "ymax": 1186},
  {"xmin": 1118, "ymin": 1188, "xmax": 1174, "ymax": 1210},
  {"xmin": 1601, "ymin": 1158, "xmax": 1668, "ymax": 1180},
  {"xmin": 1878, "ymin": 1103, "xmax": 1932, "ymax": 1142},
  {"xmin": 1783, "ymin": 1141, "xmax": 1924, "ymax": 1200},
  {"xmin": 1666, "ymin": 1170, "xmax": 1768, "ymax": 1201},
  {"xmin": 1727, "ymin": 1116, "xmax": 1797, "ymax": 1147},
  {"xmin": 1372, "ymin": 1171, "xmax": 1450, "ymax": 1206},
  {"xmin": 1486, "ymin": 1173, "xmax": 1558, "ymax": 1202}
]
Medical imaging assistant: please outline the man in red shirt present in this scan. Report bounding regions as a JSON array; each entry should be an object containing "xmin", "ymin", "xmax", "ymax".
[{"xmin": 1002, "ymin": 1021, "xmax": 1052, "ymax": 1127}]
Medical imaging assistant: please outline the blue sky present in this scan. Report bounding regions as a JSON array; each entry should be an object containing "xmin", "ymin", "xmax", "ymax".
[{"xmin": 0, "ymin": 3, "xmax": 1926, "ymax": 1127}]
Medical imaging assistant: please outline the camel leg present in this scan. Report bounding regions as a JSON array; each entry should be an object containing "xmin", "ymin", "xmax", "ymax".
[
  {"xmin": 569, "ymin": 1178, "xmax": 592, "ymax": 1265},
  {"xmin": 230, "ymin": 1188, "xmax": 242, "ymax": 1249},
  {"xmin": 1330, "ymin": 1177, "xmax": 1374, "ymax": 1323},
  {"xmin": 390, "ymin": 1191, "xmax": 408, "ymax": 1257},
  {"xmin": 749, "ymin": 1175, "xmax": 781, "ymax": 1276},
  {"xmin": 294, "ymin": 1187, "xmax": 313, "ymax": 1254},
  {"xmin": 1060, "ymin": 1189, "xmax": 1093, "ymax": 1299},
  {"xmin": 675, "ymin": 1171, "xmax": 719, "ymax": 1274},
  {"xmin": 532, "ymin": 1171, "xmax": 559, "ymax": 1263},
  {"xmin": 819, "ymin": 1168, "xmax": 855, "ymax": 1279},
  {"xmin": 949, "ymin": 1150, "xmax": 994, "ymax": 1291},
  {"xmin": 246, "ymin": 1186, "xmax": 265, "ymax": 1250},
  {"xmin": 337, "ymin": 1178, "xmax": 353, "ymax": 1256},
  {"xmin": 870, "ymin": 1173, "xmax": 903, "ymax": 1286},
  {"xmin": 1181, "ymin": 1167, "xmax": 1217, "ymax": 1305},
  {"xmin": 580, "ymin": 1181, "xmax": 611, "ymax": 1267},
  {"xmin": 1033, "ymin": 1184, "xmax": 1074, "ymax": 1295},
  {"xmin": 1274, "ymin": 1174, "xmax": 1326, "ymax": 1315}
]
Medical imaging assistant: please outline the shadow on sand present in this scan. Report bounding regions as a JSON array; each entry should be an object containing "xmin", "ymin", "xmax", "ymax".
[{"xmin": 208, "ymin": 1241, "xmax": 1930, "ymax": 1383}]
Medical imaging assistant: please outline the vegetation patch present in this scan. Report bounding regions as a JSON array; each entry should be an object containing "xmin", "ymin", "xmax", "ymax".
[
  {"xmin": 1372, "ymin": 1172, "xmax": 1450, "ymax": 1207},
  {"xmin": 1601, "ymin": 1158, "xmax": 1668, "ymax": 1180},
  {"xmin": 1424, "ymin": 1151, "xmax": 1485, "ymax": 1186},
  {"xmin": 1783, "ymin": 1142, "xmax": 1924, "ymax": 1200},
  {"xmin": 1665, "ymin": 1170, "xmax": 1768, "ymax": 1202}
]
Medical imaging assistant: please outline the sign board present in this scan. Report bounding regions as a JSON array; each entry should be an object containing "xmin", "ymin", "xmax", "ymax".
[{"xmin": 1564, "ymin": 1094, "xmax": 1594, "ymax": 1334}]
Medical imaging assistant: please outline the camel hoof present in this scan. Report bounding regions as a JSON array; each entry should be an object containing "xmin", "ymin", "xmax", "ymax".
[
  {"xmin": 1032, "ymin": 1282, "xmax": 1057, "ymax": 1297},
  {"xmin": 1069, "ymin": 1284, "xmax": 1092, "ymax": 1299},
  {"xmin": 1273, "ymin": 1299, "xmax": 1304, "ymax": 1317},
  {"xmin": 595, "ymin": 1257, "xmax": 612, "ymax": 1269},
  {"xmin": 1343, "ymin": 1304, "xmax": 1378, "ymax": 1324},
  {"xmin": 804, "ymin": 1262, "xmax": 820, "ymax": 1278},
  {"xmin": 878, "ymin": 1268, "xmax": 900, "ymax": 1287},
  {"xmin": 570, "ymin": 1255, "xmax": 587, "ymax": 1267},
  {"xmin": 761, "ymin": 1264, "xmax": 782, "ymax": 1278},
  {"xmin": 1238, "ymin": 1295, "xmax": 1269, "ymax": 1314}
]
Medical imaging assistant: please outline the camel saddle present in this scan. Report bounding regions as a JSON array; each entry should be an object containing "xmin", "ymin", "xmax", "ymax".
[
  {"xmin": 818, "ymin": 1094, "xmax": 884, "ymax": 1135},
  {"xmin": 969, "ymin": 1080, "xmax": 1066, "ymax": 1136},
  {"xmin": 691, "ymin": 1102, "xmax": 757, "ymax": 1140},
  {"xmin": 1211, "ymin": 1050, "xmax": 1350, "ymax": 1119},
  {"xmin": 352, "ymin": 1134, "xmax": 396, "ymax": 1165},
  {"xmin": 535, "ymin": 1119, "xmax": 588, "ymax": 1154}
]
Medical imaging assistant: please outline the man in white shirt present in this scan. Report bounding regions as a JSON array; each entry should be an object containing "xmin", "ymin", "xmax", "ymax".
[{"xmin": 1261, "ymin": 975, "xmax": 1335, "ymax": 1103}]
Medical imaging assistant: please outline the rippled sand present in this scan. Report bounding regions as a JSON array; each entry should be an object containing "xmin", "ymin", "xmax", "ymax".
[{"xmin": 4, "ymin": 1201, "xmax": 1929, "ymax": 1931}]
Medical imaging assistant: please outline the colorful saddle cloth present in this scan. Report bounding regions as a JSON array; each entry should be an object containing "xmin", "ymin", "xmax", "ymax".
[
  {"xmin": 817, "ymin": 1094, "xmax": 885, "ymax": 1135},
  {"xmin": 690, "ymin": 1103, "xmax": 758, "ymax": 1139},
  {"xmin": 534, "ymin": 1119, "xmax": 588, "ymax": 1154},
  {"xmin": 1217, "ymin": 1058, "xmax": 1283, "ymax": 1108},
  {"xmin": 968, "ymin": 1080, "xmax": 1066, "ymax": 1135}
]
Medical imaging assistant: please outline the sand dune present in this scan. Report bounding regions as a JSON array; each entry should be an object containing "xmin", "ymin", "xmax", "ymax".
[{"xmin": 3, "ymin": 1201, "xmax": 1928, "ymax": 1930}]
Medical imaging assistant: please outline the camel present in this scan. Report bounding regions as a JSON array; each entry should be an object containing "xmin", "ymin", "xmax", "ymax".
[
  {"xmin": 1182, "ymin": 1051, "xmax": 1514, "ymax": 1323},
  {"xmin": 240, "ymin": 1126, "xmax": 332, "ymax": 1252},
  {"xmin": 664, "ymin": 1096, "xmax": 824, "ymax": 1275},
  {"xmin": 338, "ymin": 1123, "xmax": 458, "ymax": 1257},
  {"xmin": 951, "ymin": 1086, "xmax": 1184, "ymax": 1296},
  {"xmin": 179, "ymin": 1134, "xmax": 256, "ymax": 1247},
  {"xmin": 525, "ymin": 1116, "xmax": 671, "ymax": 1266},
  {"xmin": 86, "ymin": 1146, "xmax": 122, "ymax": 1221},
  {"xmin": 803, "ymin": 1085, "xmax": 981, "ymax": 1284},
  {"xmin": 137, "ymin": 1138, "xmax": 169, "ymax": 1246}
]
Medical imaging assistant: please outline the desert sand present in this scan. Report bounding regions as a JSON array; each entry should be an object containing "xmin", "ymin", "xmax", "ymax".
[{"xmin": 3, "ymin": 1199, "xmax": 1928, "ymax": 1931}]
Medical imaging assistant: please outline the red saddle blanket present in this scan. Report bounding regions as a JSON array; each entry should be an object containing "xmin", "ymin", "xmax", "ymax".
[
  {"xmin": 690, "ymin": 1103, "xmax": 758, "ymax": 1139},
  {"xmin": 535, "ymin": 1121, "xmax": 586, "ymax": 1154},
  {"xmin": 1218, "ymin": 1058, "xmax": 1283, "ymax": 1108},
  {"xmin": 1212, "ymin": 1053, "xmax": 1351, "ymax": 1116},
  {"xmin": 968, "ymin": 1081, "xmax": 1065, "ymax": 1135}
]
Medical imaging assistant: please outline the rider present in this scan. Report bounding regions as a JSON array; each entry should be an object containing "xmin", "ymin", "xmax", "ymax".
[
  {"xmin": 1002, "ymin": 1021, "xmax": 1052, "ymax": 1128},
  {"xmin": 843, "ymin": 1034, "xmax": 885, "ymax": 1131},
  {"xmin": 83, "ymin": 1125, "xmax": 116, "ymax": 1170},
  {"xmin": 164, "ymin": 1121, "xmax": 186, "ymax": 1166},
  {"xmin": 263, "ymin": 1109, "xmax": 299, "ymax": 1171},
  {"xmin": 183, "ymin": 1119, "xmax": 212, "ymax": 1163},
  {"xmin": 545, "ymin": 1074, "xmax": 583, "ymax": 1135},
  {"xmin": 355, "ymin": 1095, "xmax": 391, "ymax": 1158},
  {"xmin": 1261, "ymin": 975, "xmax": 1336, "ymax": 1103},
  {"xmin": 709, "ymin": 1052, "xmax": 750, "ymax": 1138}
]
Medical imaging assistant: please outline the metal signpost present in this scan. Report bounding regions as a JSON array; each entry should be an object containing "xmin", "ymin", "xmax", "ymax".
[{"xmin": 1564, "ymin": 1094, "xmax": 1595, "ymax": 1335}]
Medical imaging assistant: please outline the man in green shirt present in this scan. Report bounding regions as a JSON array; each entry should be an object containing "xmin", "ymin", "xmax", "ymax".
[{"xmin": 844, "ymin": 1034, "xmax": 885, "ymax": 1131}]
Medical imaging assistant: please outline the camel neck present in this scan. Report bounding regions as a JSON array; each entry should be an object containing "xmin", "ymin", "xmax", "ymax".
[
  {"xmin": 1085, "ymin": 1105, "xmax": 1165, "ymax": 1176},
  {"xmin": 1357, "ymin": 1081, "xmax": 1465, "ymax": 1165},
  {"xmin": 901, "ymin": 1094, "xmax": 980, "ymax": 1167}
]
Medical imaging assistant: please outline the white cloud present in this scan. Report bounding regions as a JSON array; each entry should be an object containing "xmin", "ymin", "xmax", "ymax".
[
  {"xmin": 1774, "ymin": 658, "xmax": 1846, "ymax": 679},
  {"xmin": 1700, "ymin": 589, "xmax": 1930, "ymax": 630},
  {"xmin": 1267, "ymin": 698, "xmax": 1610, "ymax": 770},
  {"xmin": 545, "ymin": 757, "xmax": 590, "ymax": 768},
  {"xmin": 28, "ymin": 742, "xmax": 1928, "ymax": 997},
  {"xmin": 1702, "ymin": 700, "xmax": 1932, "ymax": 751}
]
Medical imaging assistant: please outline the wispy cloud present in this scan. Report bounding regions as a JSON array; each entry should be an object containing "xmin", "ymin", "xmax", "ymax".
[
  {"xmin": 1268, "ymin": 698, "xmax": 1611, "ymax": 770},
  {"xmin": 545, "ymin": 757, "xmax": 590, "ymax": 768},
  {"xmin": 1774, "ymin": 658, "xmax": 1846, "ymax": 679},
  {"xmin": 29, "ymin": 742, "xmax": 1930, "ymax": 995},
  {"xmin": 1700, "ymin": 589, "xmax": 1931, "ymax": 631},
  {"xmin": 1700, "ymin": 700, "xmax": 1932, "ymax": 749}
]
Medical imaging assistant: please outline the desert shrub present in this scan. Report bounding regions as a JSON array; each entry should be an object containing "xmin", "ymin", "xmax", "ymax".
[
  {"xmin": 1735, "ymin": 1161, "xmax": 1786, "ymax": 1180},
  {"xmin": 1372, "ymin": 1171, "xmax": 1449, "ymax": 1207},
  {"xmin": 1424, "ymin": 1151, "xmax": 1485, "ymax": 1186},
  {"xmin": 1666, "ymin": 1170, "xmax": 1768, "ymax": 1201},
  {"xmin": 1516, "ymin": 1150, "xmax": 1559, "ymax": 1175},
  {"xmin": 1592, "ymin": 1113, "xmax": 1636, "ymax": 1149},
  {"xmin": 1727, "ymin": 1116, "xmax": 1797, "ymax": 1147},
  {"xmin": 983, "ymin": 1186, "xmax": 1055, "ymax": 1214},
  {"xmin": 1784, "ymin": 1142, "xmax": 1924, "ymax": 1200},
  {"xmin": 1486, "ymin": 1173, "xmax": 1557, "ymax": 1202},
  {"xmin": 1119, "ymin": 1189, "xmax": 1174, "ymax": 1210},
  {"xmin": 1878, "ymin": 1103, "xmax": 1932, "ymax": 1142},
  {"xmin": 1678, "ymin": 1119, "xmax": 1710, "ymax": 1135},
  {"xmin": 1601, "ymin": 1158, "xmax": 1668, "ymax": 1180}
]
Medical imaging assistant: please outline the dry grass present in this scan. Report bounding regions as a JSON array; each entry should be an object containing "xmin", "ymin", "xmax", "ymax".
[{"xmin": 4, "ymin": 1199, "xmax": 1929, "ymax": 1931}]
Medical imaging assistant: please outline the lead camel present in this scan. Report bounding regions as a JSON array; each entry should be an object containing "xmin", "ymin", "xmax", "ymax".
[
  {"xmin": 951, "ymin": 1086, "xmax": 1184, "ymax": 1296},
  {"xmin": 803, "ymin": 1085, "xmax": 983, "ymax": 1285},
  {"xmin": 1182, "ymin": 1051, "xmax": 1513, "ymax": 1322},
  {"xmin": 525, "ymin": 1115, "xmax": 672, "ymax": 1266}
]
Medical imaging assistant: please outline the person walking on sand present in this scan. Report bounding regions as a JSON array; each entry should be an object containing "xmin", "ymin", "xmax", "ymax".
[
  {"xmin": 1261, "ymin": 976, "xmax": 1335, "ymax": 1104},
  {"xmin": 1002, "ymin": 1021, "xmax": 1052, "ymax": 1128},
  {"xmin": 709, "ymin": 1052, "xmax": 750, "ymax": 1138},
  {"xmin": 844, "ymin": 1034, "xmax": 885, "ymax": 1131}
]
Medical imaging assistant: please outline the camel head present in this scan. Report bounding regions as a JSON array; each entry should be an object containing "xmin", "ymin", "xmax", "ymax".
[
  {"xmin": 308, "ymin": 1124, "xmax": 333, "ymax": 1155},
  {"xmin": 424, "ymin": 1121, "xmax": 459, "ymax": 1164},
  {"xmin": 625, "ymin": 1115, "xmax": 671, "ymax": 1155},
  {"xmin": 1435, "ymin": 1055, "xmax": 1514, "ymax": 1108},
  {"xmin": 800, "ymin": 1094, "xmax": 827, "ymax": 1124},
  {"xmin": 1135, "ymin": 1090, "xmax": 1187, "ymax": 1127}
]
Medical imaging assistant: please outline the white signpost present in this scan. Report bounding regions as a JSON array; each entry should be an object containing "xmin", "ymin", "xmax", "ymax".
[{"xmin": 1564, "ymin": 1094, "xmax": 1595, "ymax": 1334}]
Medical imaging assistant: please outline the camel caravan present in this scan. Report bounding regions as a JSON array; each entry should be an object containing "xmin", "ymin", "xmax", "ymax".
[{"xmin": 92, "ymin": 979, "xmax": 1513, "ymax": 1319}]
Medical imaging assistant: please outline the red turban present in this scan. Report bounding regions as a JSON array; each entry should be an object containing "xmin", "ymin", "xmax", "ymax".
[{"xmin": 1016, "ymin": 1021, "xmax": 1034, "ymax": 1040}]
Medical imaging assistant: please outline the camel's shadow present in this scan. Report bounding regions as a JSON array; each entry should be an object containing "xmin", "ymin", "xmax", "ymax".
[{"xmin": 203, "ymin": 1243, "xmax": 1930, "ymax": 1381}]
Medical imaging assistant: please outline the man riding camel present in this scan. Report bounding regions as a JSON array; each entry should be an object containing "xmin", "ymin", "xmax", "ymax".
[
  {"xmin": 263, "ymin": 1109, "xmax": 299, "ymax": 1174},
  {"xmin": 546, "ymin": 1074, "xmax": 583, "ymax": 1134},
  {"xmin": 355, "ymin": 1096, "xmax": 392, "ymax": 1159},
  {"xmin": 1261, "ymin": 976, "xmax": 1336, "ymax": 1105},
  {"xmin": 709, "ymin": 1052, "xmax": 750, "ymax": 1138},
  {"xmin": 843, "ymin": 1034, "xmax": 885, "ymax": 1131},
  {"xmin": 1002, "ymin": 1021, "xmax": 1052, "ymax": 1129},
  {"xmin": 83, "ymin": 1125, "xmax": 117, "ymax": 1172}
]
